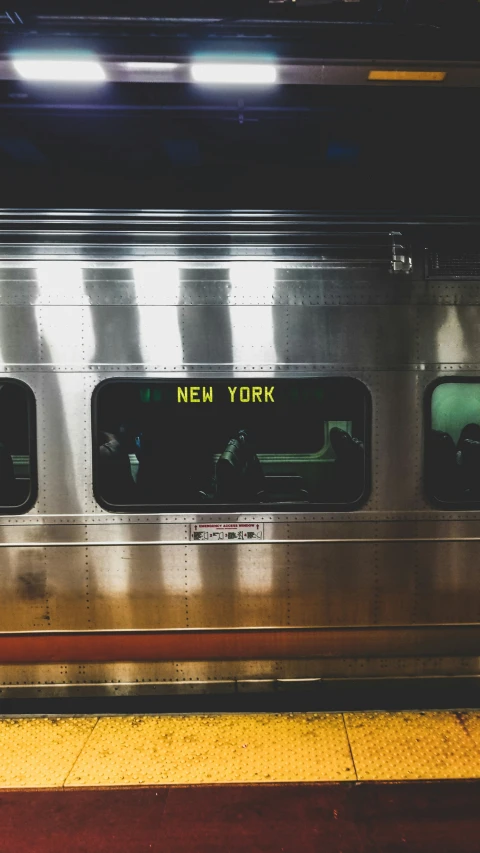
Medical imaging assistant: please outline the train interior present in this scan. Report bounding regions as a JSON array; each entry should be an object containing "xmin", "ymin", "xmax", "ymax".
[
  {"xmin": 0, "ymin": 382, "xmax": 33, "ymax": 507},
  {"xmin": 96, "ymin": 378, "xmax": 367, "ymax": 508},
  {"xmin": 428, "ymin": 382, "xmax": 480, "ymax": 503}
]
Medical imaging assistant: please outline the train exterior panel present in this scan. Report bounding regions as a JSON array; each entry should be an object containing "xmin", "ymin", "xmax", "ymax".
[{"xmin": 0, "ymin": 211, "xmax": 479, "ymax": 696}]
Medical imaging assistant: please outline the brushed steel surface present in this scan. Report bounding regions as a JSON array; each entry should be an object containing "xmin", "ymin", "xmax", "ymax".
[{"xmin": 0, "ymin": 211, "xmax": 479, "ymax": 693}]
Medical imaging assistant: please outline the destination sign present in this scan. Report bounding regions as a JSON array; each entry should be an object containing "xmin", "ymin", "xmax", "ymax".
[
  {"xmin": 177, "ymin": 385, "xmax": 274, "ymax": 403},
  {"xmin": 138, "ymin": 381, "xmax": 325, "ymax": 406}
]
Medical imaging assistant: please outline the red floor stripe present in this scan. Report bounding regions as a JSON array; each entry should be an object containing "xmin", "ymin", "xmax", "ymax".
[{"xmin": 0, "ymin": 782, "xmax": 479, "ymax": 853}]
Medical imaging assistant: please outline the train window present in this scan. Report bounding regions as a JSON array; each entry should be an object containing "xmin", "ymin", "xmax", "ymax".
[
  {"xmin": 426, "ymin": 379, "xmax": 480, "ymax": 506},
  {"xmin": 93, "ymin": 378, "xmax": 370, "ymax": 512},
  {"xmin": 0, "ymin": 381, "xmax": 36, "ymax": 513}
]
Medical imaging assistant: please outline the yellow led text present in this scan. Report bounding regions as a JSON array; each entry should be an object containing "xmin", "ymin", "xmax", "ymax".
[
  {"xmin": 177, "ymin": 385, "xmax": 275, "ymax": 403},
  {"xmin": 228, "ymin": 386, "xmax": 274, "ymax": 402},
  {"xmin": 177, "ymin": 386, "xmax": 214, "ymax": 403}
]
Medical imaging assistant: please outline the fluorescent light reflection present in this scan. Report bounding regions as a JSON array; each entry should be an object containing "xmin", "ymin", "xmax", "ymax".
[
  {"xmin": 36, "ymin": 262, "xmax": 92, "ymax": 360},
  {"xmin": 36, "ymin": 261, "xmax": 85, "ymax": 305},
  {"xmin": 134, "ymin": 263, "xmax": 182, "ymax": 363},
  {"xmin": 237, "ymin": 543, "xmax": 274, "ymax": 594},
  {"xmin": 122, "ymin": 62, "xmax": 178, "ymax": 71},
  {"xmin": 35, "ymin": 263, "xmax": 91, "ymax": 507},
  {"xmin": 12, "ymin": 59, "xmax": 106, "ymax": 82},
  {"xmin": 191, "ymin": 63, "xmax": 277, "ymax": 85},
  {"xmin": 96, "ymin": 541, "xmax": 135, "ymax": 596},
  {"xmin": 436, "ymin": 310, "xmax": 468, "ymax": 364},
  {"xmin": 164, "ymin": 546, "xmax": 203, "ymax": 594},
  {"xmin": 229, "ymin": 263, "xmax": 277, "ymax": 363}
]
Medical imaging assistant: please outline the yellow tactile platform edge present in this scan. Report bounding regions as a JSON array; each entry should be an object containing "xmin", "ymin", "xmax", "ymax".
[
  {"xmin": 0, "ymin": 717, "xmax": 97, "ymax": 788},
  {"xmin": 66, "ymin": 713, "xmax": 355, "ymax": 787},
  {"xmin": 0, "ymin": 710, "xmax": 480, "ymax": 789},
  {"xmin": 344, "ymin": 710, "xmax": 480, "ymax": 781}
]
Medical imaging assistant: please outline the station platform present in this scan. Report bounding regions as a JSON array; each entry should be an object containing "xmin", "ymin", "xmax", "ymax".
[{"xmin": 0, "ymin": 709, "xmax": 479, "ymax": 852}]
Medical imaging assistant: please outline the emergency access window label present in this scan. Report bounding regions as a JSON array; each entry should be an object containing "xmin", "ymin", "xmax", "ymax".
[{"xmin": 190, "ymin": 522, "xmax": 264, "ymax": 541}]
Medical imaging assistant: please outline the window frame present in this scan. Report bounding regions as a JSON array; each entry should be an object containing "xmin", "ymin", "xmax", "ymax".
[
  {"xmin": 0, "ymin": 378, "xmax": 37, "ymax": 515},
  {"xmin": 425, "ymin": 376, "xmax": 480, "ymax": 509},
  {"xmin": 92, "ymin": 376, "xmax": 372, "ymax": 514}
]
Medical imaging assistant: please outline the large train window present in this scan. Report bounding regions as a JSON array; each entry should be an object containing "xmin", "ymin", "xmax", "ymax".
[
  {"xmin": 426, "ymin": 379, "xmax": 480, "ymax": 506},
  {"xmin": 93, "ymin": 378, "xmax": 370, "ymax": 512},
  {"xmin": 0, "ymin": 381, "xmax": 36, "ymax": 513}
]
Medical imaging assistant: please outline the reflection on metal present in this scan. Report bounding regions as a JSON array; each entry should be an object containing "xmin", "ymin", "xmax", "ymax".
[
  {"xmin": 134, "ymin": 262, "xmax": 182, "ymax": 363},
  {"xmin": 12, "ymin": 58, "xmax": 106, "ymax": 83},
  {"xmin": 230, "ymin": 262, "xmax": 276, "ymax": 364},
  {"xmin": 0, "ymin": 211, "xmax": 478, "ymax": 694},
  {"xmin": 0, "ymin": 60, "xmax": 477, "ymax": 88},
  {"xmin": 191, "ymin": 63, "xmax": 278, "ymax": 86}
]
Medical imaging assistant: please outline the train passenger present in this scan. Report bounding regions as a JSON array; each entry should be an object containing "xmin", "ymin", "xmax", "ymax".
[
  {"xmin": 135, "ymin": 423, "xmax": 215, "ymax": 504},
  {"xmin": 457, "ymin": 423, "xmax": 480, "ymax": 498},
  {"xmin": 329, "ymin": 427, "xmax": 364, "ymax": 501},
  {"xmin": 428, "ymin": 430, "xmax": 459, "ymax": 501},
  {"xmin": 98, "ymin": 426, "xmax": 137, "ymax": 505},
  {"xmin": 0, "ymin": 382, "xmax": 19, "ymax": 505},
  {"xmin": 0, "ymin": 441, "xmax": 16, "ymax": 505},
  {"xmin": 216, "ymin": 429, "xmax": 265, "ymax": 502}
]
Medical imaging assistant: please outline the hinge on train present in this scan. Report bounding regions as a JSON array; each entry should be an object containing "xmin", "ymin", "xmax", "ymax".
[{"xmin": 390, "ymin": 231, "xmax": 412, "ymax": 273}]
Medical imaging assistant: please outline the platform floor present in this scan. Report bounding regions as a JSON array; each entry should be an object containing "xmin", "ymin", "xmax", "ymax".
[
  {"xmin": 1, "ymin": 782, "xmax": 480, "ymax": 853},
  {"xmin": 0, "ymin": 709, "xmax": 480, "ymax": 788},
  {"xmin": 1, "ymin": 710, "xmax": 480, "ymax": 852}
]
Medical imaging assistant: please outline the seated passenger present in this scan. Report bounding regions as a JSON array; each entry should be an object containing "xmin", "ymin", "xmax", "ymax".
[
  {"xmin": 428, "ymin": 430, "xmax": 458, "ymax": 501},
  {"xmin": 0, "ymin": 442, "xmax": 16, "ymax": 505},
  {"xmin": 457, "ymin": 424, "xmax": 480, "ymax": 453},
  {"xmin": 457, "ymin": 424, "xmax": 480, "ymax": 498},
  {"xmin": 98, "ymin": 428, "xmax": 136, "ymax": 505},
  {"xmin": 329, "ymin": 427, "xmax": 364, "ymax": 502},
  {"xmin": 457, "ymin": 423, "xmax": 480, "ymax": 454},
  {"xmin": 135, "ymin": 425, "xmax": 215, "ymax": 505},
  {"xmin": 216, "ymin": 429, "xmax": 265, "ymax": 502}
]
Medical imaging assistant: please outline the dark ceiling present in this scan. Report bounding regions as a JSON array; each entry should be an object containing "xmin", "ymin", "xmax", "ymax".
[{"xmin": 1, "ymin": 1, "xmax": 479, "ymax": 212}]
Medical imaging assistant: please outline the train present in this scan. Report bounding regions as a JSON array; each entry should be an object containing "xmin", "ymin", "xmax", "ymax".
[{"xmin": 0, "ymin": 209, "xmax": 479, "ymax": 697}]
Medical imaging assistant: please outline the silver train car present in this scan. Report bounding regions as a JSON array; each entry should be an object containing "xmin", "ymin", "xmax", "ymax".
[{"xmin": 0, "ymin": 209, "xmax": 479, "ymax": 697}]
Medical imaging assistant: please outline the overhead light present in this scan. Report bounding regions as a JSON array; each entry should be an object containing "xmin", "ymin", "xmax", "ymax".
[
  {"xmin": 191, "ymin": 63, "xmax": 277, "ymax": 85},
  {"xmin": 122, "ymin": 62, "xmax": 178, "ymax": 71},
  {"xmin": 12, "ymin": 58, "xmax": 106, "ymax": 82},
  {"xmin": 368, "ymin": 70, "xmax": 446, "ymax": 82}
]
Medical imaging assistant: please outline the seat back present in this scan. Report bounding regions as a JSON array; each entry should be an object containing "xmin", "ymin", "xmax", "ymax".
[
  {"xmin": 0, "ymin": 442, "xmax": 16, "ymax": 505},
  {"xmin": 98, "ymin": 431, "xmax": 136, "ymax": 504},
  {"xmin": 329, "ymin": 427, "xmax": 364, "ymax": 501},
  {"xmin": 216, "ymin": 430, "xmax": 265, "ymax": 502},
  {"xmin": 428, "ymin": 430, "xmax": 458, "ymax": 500}
]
